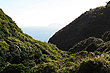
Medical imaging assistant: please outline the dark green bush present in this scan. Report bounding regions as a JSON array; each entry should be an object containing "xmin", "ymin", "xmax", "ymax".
[
  {"xmin": 78, "ymin": 58, "xmax": 110, "ymax": 73},
  {"xmin": 1, "ymin": 64, "xmax": 30, "ymax": 73},
  {"xmin": 84, "ymin": 42, "xmax": 97, "ymax": 52},
  {"xmin": 69, "ymin": 37, "xmax": 103, "ymax": 53},
  {"xmin": 102, "ymin": 31, "xmax": 110, "ymax": 42}
]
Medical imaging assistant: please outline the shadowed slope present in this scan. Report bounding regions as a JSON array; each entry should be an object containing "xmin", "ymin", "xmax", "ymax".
[{"xmin": 49, "ymin": 4, "xmax": 110, "ymax": 51}]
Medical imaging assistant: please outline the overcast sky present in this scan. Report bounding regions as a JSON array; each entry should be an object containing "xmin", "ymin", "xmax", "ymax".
[{"xmin": 0, "ymin": 0, "xmax": 109, "ymax": 27}]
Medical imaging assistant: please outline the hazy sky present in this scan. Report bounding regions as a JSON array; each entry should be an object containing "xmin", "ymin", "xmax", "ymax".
[{"xmin": 0, "ymin": 0, "xmax": 109, "ymax": 27}]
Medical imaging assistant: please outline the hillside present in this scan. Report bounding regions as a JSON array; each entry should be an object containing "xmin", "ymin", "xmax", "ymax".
[
  {"xmin": 49, "ymin": 3, "xmax": 110, "ymax": 51},
  {"xmin": 0, "ymin": 8, "xmax": 69, "ymax": 72},
  {"xmin": 0, "ymin": 2, "xmax": 110, "ymax": 73}
]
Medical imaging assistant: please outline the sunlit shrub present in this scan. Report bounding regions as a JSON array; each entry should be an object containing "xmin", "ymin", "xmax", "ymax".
[
  {"xmin": 78, "ymin": 58, "xmax": 110, "ymax": 73},
  {"xmin": 32, "ymin": 62, "xmax": 58, "ymax": 73}
]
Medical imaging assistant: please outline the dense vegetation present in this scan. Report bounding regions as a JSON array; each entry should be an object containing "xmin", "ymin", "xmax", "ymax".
[
  {"xmin": 0, "ymin": 2, "xmax": 110, "ymax": 73},
  {"xmin": 49, "ymin": 1, "xmax": 110, "ymax": 51}
]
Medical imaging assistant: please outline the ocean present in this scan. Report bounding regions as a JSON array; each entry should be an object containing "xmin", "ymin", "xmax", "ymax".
[{"xmin": 21, "ymin": 26, "xmax": 62, "ymax": 42}]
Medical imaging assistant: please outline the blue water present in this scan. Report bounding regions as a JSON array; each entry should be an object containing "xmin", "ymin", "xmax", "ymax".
[{"xmin": 21, "ymin": 26, "xmax": 61, "ymax": 42}]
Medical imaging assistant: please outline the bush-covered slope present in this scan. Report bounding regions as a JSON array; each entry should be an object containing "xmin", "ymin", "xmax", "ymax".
[
  {"xmin": 0, "ymin": 2, "xmax": 110, "ymax": 73},
  {"xmin": 49, "ymin": 2, "xmax": 110, "ymax": 51},
  {"xmin": 0, "ymin": 8, "xmax": 70, "ymax": 72},
  {"xmin": 69, "ymin": 37, "xmax": 103, "ymax": 53}
]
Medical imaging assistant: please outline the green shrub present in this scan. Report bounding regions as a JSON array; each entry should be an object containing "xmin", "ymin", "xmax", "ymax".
[
  {"xmin": 78, "ymin": 58, "xmax": 110, "ymax": 73},
  {"xmin": 57, "ymin": 58, "xmax": 110, "ymax": 73},
  {"xmin": 102, "ymin": 31, "xmax": 110, "ymax": 42},
  {"xmin": 1, "ymin": 64, "xmax": 30, "ymax": 73},
  {"xmin": 32, "ymin": 62, "xmax": 58, "ymax": 73},
  {"xmin": 84, "ymin": 42, "xmax": 97, "ymax": 52},
  {"xmin": 57, "ymin": 64, "xmax": 79, "ymax": 73},
  {"xmin": 69, "ymin": 37, "xmax": 103, "ymax": 53}
]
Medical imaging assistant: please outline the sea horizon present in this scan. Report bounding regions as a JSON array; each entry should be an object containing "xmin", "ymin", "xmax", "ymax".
[{"xmin": 21, "ymin": 26, "xmax": 63, "ymax": 42}]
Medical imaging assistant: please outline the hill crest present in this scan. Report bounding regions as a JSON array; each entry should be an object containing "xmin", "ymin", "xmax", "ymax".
[{"xmin": 49, "ymin": 4, "xmax": 110, "ymax": 51}]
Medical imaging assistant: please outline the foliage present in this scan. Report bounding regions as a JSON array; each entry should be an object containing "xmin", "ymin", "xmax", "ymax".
[
  {"xmin": 69, "ymin": 37, "xmax": 103, "ymax": 53},
  {"xmin": 1, "ymin": 64, "xmax": 30, "ymax": 73},
  {"xmin": 0, "ymin": 2, "xmax": 110, "ymax": 73},
  {"xmin": 84, "ymin": 42, "xmax": 97, "ymax": 52},
  {"xmin": 102, "ymin": 31, "xmax": 110, "ymax": 41},
  {"xmin": 32, "ymin": 62, "xmax": 58, "ymax": 73},
  {"xmin": 0, "ymin": 8, "xmax": 69, "ymax": 72},
  {"xmin": 57, "ymin": 57, "xmax": 110, "ymax": 73},
  {"xmin": 77, "ymin": 58, "xmax": 110, "ymax": 73}
]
